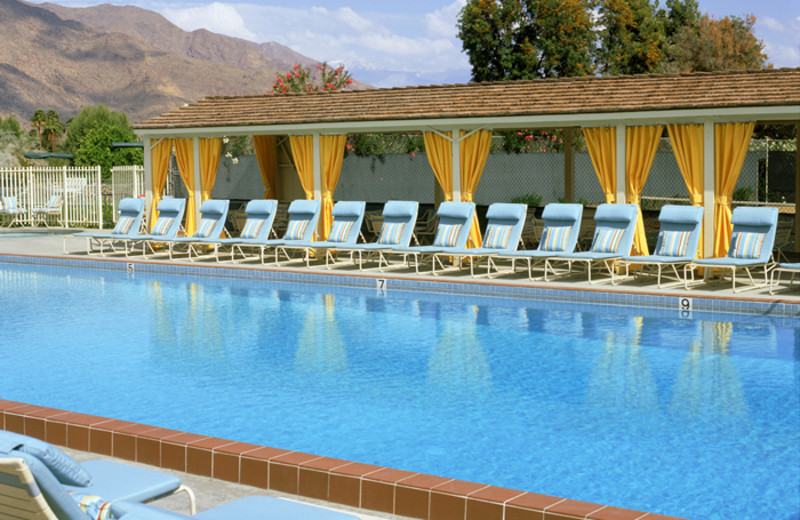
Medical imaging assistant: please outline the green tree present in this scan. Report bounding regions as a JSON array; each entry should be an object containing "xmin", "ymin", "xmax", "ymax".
[
  {"xmin": 456, "ymin": 0, "xmax": 594, "ymax": 81},
  {"xmin": 62, "ymin": 105, "xmax": 134, "ymax": 155},
  {"xmin": 30, "ymin": 109, "xmax": 46, "ymax": 149},
  {"xmin": 74, "ymin": 124, "xmax": 143, "ymax": 180},
  {"xmin": 272, "ymin": 62, "xmax": 354, "ymax": 94},
  {"xmin": 0, "ymin": 115, "xmax": 23, "ymax": 138},
  {"xmin": 596, "ymin": 0, "xmax": 666, "ymax": 75},
  {"xmin": 669, "ymin": 14, "xmax": 767, "ymax": 72}
]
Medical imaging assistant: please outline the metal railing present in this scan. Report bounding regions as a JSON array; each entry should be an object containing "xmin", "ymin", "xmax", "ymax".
[{"xmin": 0, "ymin": 166, "xmax": 103, "ymax": 228}]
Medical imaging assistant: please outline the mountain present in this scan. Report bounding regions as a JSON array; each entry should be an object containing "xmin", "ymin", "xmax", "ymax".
[
  {"xmin": 0, "ymin": 0, "xmax": 358, "ymax": 125},
  {"xmin": 36, "ymin": 2, "xmax": 318, "ymax": 73}
]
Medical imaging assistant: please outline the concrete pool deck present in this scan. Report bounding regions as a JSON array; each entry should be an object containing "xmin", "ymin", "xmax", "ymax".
[
  {"xmin": 2, "ymin": 228, "xmax": 800, "ymax": 307},
  {"xmin": 2, "ymin": 228, "xmax": 798, "ymax": 520}
]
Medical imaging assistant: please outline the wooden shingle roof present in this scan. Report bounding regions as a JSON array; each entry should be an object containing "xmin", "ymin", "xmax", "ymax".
[{"xmin": 135, "ymin": 68, "xmax": 800, "ymax": 132}]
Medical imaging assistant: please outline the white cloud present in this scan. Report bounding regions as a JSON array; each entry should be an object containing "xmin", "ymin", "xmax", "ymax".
[
  {"xmin": 758, "ymin": 16, "xmax": 785, "ymax": 33},
  {"xmin": 424, "ymin": 0, "xmax": 465, "ymax": 39},
  {"xmin": 234, "ymin": 3, "xmax": 469, "ymax": 76},
  {"xmin": 162, "ymin": 2, "xmax": 257, "ymax": 41}
]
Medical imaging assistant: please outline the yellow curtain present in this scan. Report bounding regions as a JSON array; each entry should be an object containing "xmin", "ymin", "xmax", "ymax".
[
  {"xmin": 625, "ymin": 125, "xmax": 663, "ymax": 256},
  {"xmin": 320, "ymin": 135, "xmax": 347, "ymax": 239},
  {"xmin": 289, "ymin": 135, "xmax": 314, "ymax": 199},
  {"xmin": 148, "ymin": 139, "xmax": 172, "ymax": 231},
  {"xmin": 199, "ymin": 138, "xmax": 221, "ymax": 202},
  {"xmin": 460, "ymin": 130, "xmax": 492, "ymax": 248},
  {"xmin": 173, "ymin": 138, "xmax": 196, "ymax": 236},
  {"xmin": 585, "ymin": 127, "xmax": 617, "ymax": 203},
  {"xmin": 423, "ymin": 131, "xmax": 453, "ymax": 199},
  {"xmin": 253, "ymin": 135, "xmax": 277, "ymax": 198},
  {"xmin": 714, "ymin": 122, "xmax": 755, "ymax": 257},
  {"xmin": 667, "ymin": 124, "xmax": 705, "ymax": 257}
]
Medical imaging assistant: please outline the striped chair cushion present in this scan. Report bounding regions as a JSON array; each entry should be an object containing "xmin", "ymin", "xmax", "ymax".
[
  {"xmin": 591, "ymin": 228, "xmax": 624, "ymax": 253},
  {"xmin": 151, "ymin": 217, "xmax": 174, "ymax": 236},
  {"xmin": 46, "ymin": 195, "xmax": 62, "ymax": 208},
  {"xmin": 195, "ymin": 217, "xmax": 217, "ymax": 238},
  {"xmin": 433, "ymin": 223, "xmax": 462, "ymax": 248},
  {"xmin": 483, "ymin": 224, "xmax": 513, "ymax": 249},
  {"xmin": 284, "ymin": 218, "xmax": 309, "ymax": 240},
  {"xmin": 657, "ymin": 230, "xmax": 690, "ymax": 257},
  {"xmin": 69, "ymin": 492, "xmax": 114, "ymax": 520},
  {"xmin": 327, "ymin": 220, "xmax": 354, "ymax": 242},
  {"xmin": 731, "ymin": 231, "xmax": 765, "ymax": 259},
  {"xmin": 539, "ymin": 225, "xmax": 572, "ymax": 252},
  {"xmin": 378, "ymin": 222, "xmax": 405, "ymax": 245},
  {"xmin": 239, "ymin": 218, "xmax": 265, "ymax": 240},
  {"xmin": 112, "ymin": 216, "xmax": 135, "ymax": 235},
  {"xmin": 3, "ymin": 196, "xmax": 16, "ymax": 211}
]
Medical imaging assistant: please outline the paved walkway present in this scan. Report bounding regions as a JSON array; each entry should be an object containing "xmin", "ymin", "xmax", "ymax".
[{"xmin": 2, "ymin": 228, "xmax": 799, "ymax": 304}]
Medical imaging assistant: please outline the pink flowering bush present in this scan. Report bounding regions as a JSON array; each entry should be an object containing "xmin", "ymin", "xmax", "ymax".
[{"xmin": 272, "ymin": 62, "xmax": 354, "ymax": 94}]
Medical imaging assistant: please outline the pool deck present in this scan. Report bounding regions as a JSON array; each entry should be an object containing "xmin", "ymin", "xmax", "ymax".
[
  {"xmin": 3, "ymin": 228, "xmax": 800, "ymax": 307},
  {"xmin": 2, "ymin": 228, "xmax": 799, "ymax": 520}
]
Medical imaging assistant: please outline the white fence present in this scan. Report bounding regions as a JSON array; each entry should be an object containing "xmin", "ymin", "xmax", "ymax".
[
  {"xmin": 110, "ymin": 166, "xmax": 145, "ymax": 224},
  {"xmin": 0, "ymin": 166, "xmax": 103, "ymax": 228}
]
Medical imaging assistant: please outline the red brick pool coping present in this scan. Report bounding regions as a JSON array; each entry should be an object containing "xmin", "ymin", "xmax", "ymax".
[{"xmin": 1, "ymin": 399, "xmax": 686, "ymax": 520}]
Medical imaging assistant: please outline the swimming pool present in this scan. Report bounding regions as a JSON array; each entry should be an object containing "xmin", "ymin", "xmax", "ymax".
[{"xmin": 1, "ymin": 262, "xmax": 797, "ymax": 520}]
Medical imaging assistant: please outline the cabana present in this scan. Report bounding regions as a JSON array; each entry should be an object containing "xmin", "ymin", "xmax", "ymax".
[{"xmin": 133, "ymin": 68, "xmax": 800, "ymax": 259}]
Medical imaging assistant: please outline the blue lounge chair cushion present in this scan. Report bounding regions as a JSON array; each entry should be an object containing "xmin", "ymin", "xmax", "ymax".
[
  {"xmin": 66, "ymin": 460, "xmax": 182, "ymax": 503},
  {"xmin": 8, "ymin": 452, "xmax": 91, "ymax": 520},
  {"xmin": 541, "ymin": 203, "xmax": 583, "ymax": 222},
  {"xmin": 438, "ymin": 202, "xmax": 474, "ymax": 220},
  {"xmin": 112, "ymin": 496, "xmax": 359, "ymax": 520},
  {"xmin": 330, "ymin": 201, "xmax": 365, "ymax": 218},
  {"xmin": 594, "ymin": 203, "xmax": 636, "ymax": 223},
  {"xmin": 659, "ymin": 204, "xmax": 703, "ymax": 225},
  {"xmin": 0, "ymin": 430, "xmax": 92, "ymax": 486},
  {"xmin": 731, "ymin": 206, "xmax": 778, "ymax": 227},
  {"xmin": 70, "ymin": 491, "xmax": 114, "ymax": 519}
]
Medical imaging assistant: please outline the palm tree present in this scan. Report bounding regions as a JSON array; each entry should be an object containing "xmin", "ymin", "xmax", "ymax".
[
  {"xmin": 30, "ymin": 109, "xmax": 46, "ymax": 149},
  {"xmin": 43, "ymin": 110, "xmax": 64, "ymax": 153}
]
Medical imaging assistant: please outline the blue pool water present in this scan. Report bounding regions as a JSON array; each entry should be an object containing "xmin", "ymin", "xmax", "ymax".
[{"xmin": 0, "ymin": 263, "xmax": 798, "ymax": 520}]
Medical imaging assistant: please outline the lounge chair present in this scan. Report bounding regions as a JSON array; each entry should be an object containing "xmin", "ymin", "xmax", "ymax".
[
  {"xmin": 611, "ymin": 204, "xmax": 704, "ymax": 288},
  {"xmin": 685, "ymin": 206, "xmax": 778, "ymax": 293},
  {"xmin": 431, "ymin": 202, "xmax": 527, "ymax": 276},
  {"xmin": 110, "ymin": 496, "xmax": 358, "ymax": 520},
  {"xmin": 0, "ymin": 431, "xmax": 196, "ymax": 519},
  {"xmin": 544, "ymin": 203, "xmax": 638, "ymax": 283},
  {"xmin": 488, "ymin": 203, "xmax": 584, "ymax": 280},
  {"xmin": 275, "ymin": 201, "xmax": 366, "ymax": 267},
  {"xmin": 255, "ymin": 199, "xmax": 321, "ymax": 264},
  {"xmin": 1, "ymin": 195, "xmax": 27, "ymax": 227},
  {"xmin": 79, "ymin": 198, "xmax": 146, "ymax": 256},
  {"xmin": 324, "ymin": 200, "xmax": 419, "ymax": 270},
  {"xmin": 158, "ymin": 199, "xmax": 230, "ymax": 260},
  {"xmin": 378, "ymin": 201, "xmax": 475, "ymax": 273},
  {"xmin": 33, "ymin": 195, "xmax": 64, "ymax": 227},
  {"xmin": 124, "ymin": 198, "xmax": 186, "ymax": 257},
  {"xmin": 207, "ymin": 199, "xmax": 279, "ymax": 263},
  {"xmin": 770, "ymin": 262, "xmax": 800, "ymax": 294}
]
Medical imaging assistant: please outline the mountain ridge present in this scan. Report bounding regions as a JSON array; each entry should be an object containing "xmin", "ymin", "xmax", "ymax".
[{"xmin": 0, "ymin": 0, "xmax": 358, "ymax": 126}]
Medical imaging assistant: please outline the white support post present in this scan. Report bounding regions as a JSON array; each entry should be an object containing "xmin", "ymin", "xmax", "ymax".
[
  {"xmin": 703, "ymin": 121, "xmax": 716, "ymax": 262},
  {"xmin": 62, "ymin": 165, "xmax": 69, "ymax": 227},
  {"xmin": 615, "ymin": 123, "xmax": 626, "ymax": 204},
  {"xmin": 192, "ymin": 136, "xmax": 202, "ymax": 229},
  {"xmin": 452, "ymin": 129, "xmax": 461, "ymax": 202},
  {"xmin": 95, "ymin": 165, "xmax": 103, "ymax": 229},
  {"xmin": 143, "ymin": 137, "xmax": 153, "ymax": 229},
  {"xmin": 312, "ymin": 132, "xmax": 323, "ymax": 238}
]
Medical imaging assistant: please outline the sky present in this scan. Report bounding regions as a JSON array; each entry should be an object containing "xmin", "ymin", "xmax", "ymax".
[{"xmin": 29, "ymin": 0, "xmax": 800, "ymax": 88}]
